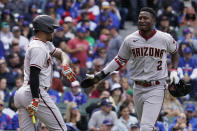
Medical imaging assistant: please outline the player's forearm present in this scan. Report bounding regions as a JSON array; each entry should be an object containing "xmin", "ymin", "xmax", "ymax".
[
  {"xmin": 53, "ymin": 48, "xmax": 70, "ymax": 65},
  {"xmin": 103, "ymin": 55, "xmax": 127, "ymax": 74},
  {"xmin": 171, "ymin": 52, "xmax": 179, "ymax": 69},
  {"xmin": 30, "ymin": 66, "xmax": 41, "ymax": 98}
]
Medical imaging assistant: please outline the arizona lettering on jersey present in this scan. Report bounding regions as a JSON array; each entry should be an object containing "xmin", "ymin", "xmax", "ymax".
[
  {"xmin": 131, "ymin": 47, "xmax": 166, "ymax": 59},
  {"xmin": 118, "ymin": 30, "xmax": 177, "ymax": 81}
]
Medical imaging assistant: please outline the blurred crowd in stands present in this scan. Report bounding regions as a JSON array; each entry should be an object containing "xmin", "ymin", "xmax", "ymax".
[{"xmin": 0, "ymin": 0, "xmax": 197, "ymax": 130}]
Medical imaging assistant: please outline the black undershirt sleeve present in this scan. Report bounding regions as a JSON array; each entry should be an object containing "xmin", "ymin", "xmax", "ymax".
[{"xmin": 30, "ymin": 66, "xmax": 41, "ymax": 98}]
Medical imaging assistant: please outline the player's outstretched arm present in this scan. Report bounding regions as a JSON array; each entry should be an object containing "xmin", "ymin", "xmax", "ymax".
[
  {"xmin": 53, "ymin": 48, "xmax": 76, "ymax": 82},
  {"xmin": 81, "ymin": 55, "xmax": 128, "ymax": 88}
]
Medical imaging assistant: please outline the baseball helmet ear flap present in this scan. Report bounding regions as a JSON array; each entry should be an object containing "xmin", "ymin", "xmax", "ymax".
[{"xmin": 168, "ymin": 79, "xmax": 192, "ymax": 97}]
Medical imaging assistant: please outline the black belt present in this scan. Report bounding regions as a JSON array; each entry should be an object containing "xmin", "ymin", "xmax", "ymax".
[{"xmin": 135, "ymin": 81, "xmax": 160, "ymax": 87}]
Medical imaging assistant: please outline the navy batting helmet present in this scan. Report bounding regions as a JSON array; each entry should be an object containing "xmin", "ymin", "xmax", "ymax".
[{"xmin": 32, "ymin": 15, "xmax": 59, "ymax": 33}]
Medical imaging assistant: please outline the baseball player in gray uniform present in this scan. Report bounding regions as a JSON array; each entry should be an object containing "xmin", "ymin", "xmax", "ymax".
[
  {"xmin": 81, "ymin": 7, "xmax": 179, "ymax": 131},
  {"xmin": 14, "ymin": 15, "xmax": 76, "ymax": 131}
]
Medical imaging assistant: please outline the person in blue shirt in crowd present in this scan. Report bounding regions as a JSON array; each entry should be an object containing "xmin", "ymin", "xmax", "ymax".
[
  {"xmin": 48, "ymin": 88, "xmax": 61, "ymax": 104},
  {"xmin": 0, "ymin": 99, "xmax": 12, "ymax": 130},
  {"xmin": 155, "ymin": 121, "xmax": 166, "ymax": 131},
  {"xmin": 63, "ymin": 80, "xmax": 87, "ymax": 107},
  {"xmin": 169, "ymin": 103, "xmax": 197, "ymax": 131},
  {"xmin": 0, "ymin": 40, "xmax": 4, "ymax": 59},
  {"xmin": 12, "ymin": 113, "xmax": 19, "ymax": 130},
  {"xmin": 178, "ymin": 46, "xmax": 197, "ymax": 99}
]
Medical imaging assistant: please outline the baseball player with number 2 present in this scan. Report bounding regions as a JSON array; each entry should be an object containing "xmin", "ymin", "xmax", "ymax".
[
  {"xmin": 14, "ymin": 15, "xmax": 76, "ymax": 131},
  {"xmin": 81, "ymin": 7, "xmax": 180, "ymax": 131}
]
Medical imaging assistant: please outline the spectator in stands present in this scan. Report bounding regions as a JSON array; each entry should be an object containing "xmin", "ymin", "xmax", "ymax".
[
  {"xmin": 0, "ymin": 22, "xmax": 13, "ymax": 53},
  {"xmin": 178, "ymin": 46, "xmax": 197, "ymax": 99},
  {"xmin": 1, "ymin": 9, "xmax": 15, "ymax": 27},
  {"xmin": 92, "ymin": 58, "xmax": 104, "ymax": 72},
  {"xmin": 163, "ymin": 91, "xmax": 183, "ymax": 117},
  {"xmin": 157, "ymin": 15, "xmax": 177, "ymax": 40},
  {"xmin": 120, "ymin": 77, "xmax": 131, "ymax": 97},
  {"xmin": 53, "ymin": 26, "xmax": 68, "ymax": 51},
  {"xmin": 15, "ymin": 15, "xmax": 25, "ymax": 28},
  {"xmin": 105, "ymin": 25, "xmax": 122, "ymax": 64},
  {"xmin": 11, "ymin": 75, "xmax": 23, "ymax": 97},
  {"xmin": 24, "ymin": 4, "xmax": 39, "ymax": 23},
  {"xmin": 119, "ymin": 66, "xmax": 133, "ymax": 87},
  {"xmin": 116, "ymin": 103, "xmax": 138, "ymax": 131},
  {"xmin": 12, "ymin": 26, "xmax": 29, "ymax": 50},
  {"xmin": 56, "ymin": 0, "xmax": 78, "ymax": 19},
  {"xmin": 109, "ymin": 83, "xmax": 123, "ymax": 110},
  {"xmin": 0, "ymin": 58, "xmax": 17, "ymax": 89},
  {"xmin": 10, "ymin": 41, "xmax": 25, "ymax": 61},
  {"xmin": 3, "ymin": 96, "xmax": 17, "ymax": 119},
  {"xmin": 61, "ymin": 16, "xmax": 75, "ymax": 40},
  {"xmin": 65, "ymin": 102, "xmax": 87, "ymax": 131},
  {"xmin": 88, "ymin": 98, "xmax": 118, "ymax": 130},
  {"xmin": 0, "ymin": 40, "xmax": 5, "ymax": 59},
  {"xmin": 126, "ymin": 89, "xmax": 134, "ymax": 103},
  {"xmin": 7, "ymin": 53, "xmax": 23, "ymax": 77},
  {"xmin": 21, "ymin": 21, "xmax": 33, "ymax": 40},
  {"xmin": 77, "ymin": 11, "xmax": 97, "ymax": 32},
  {"xmin": 48, "ymin": 88, "xmax": 61, "ymax": 104},
  {"xmin": 5, "ymin": 0, "xmax": 27, "ymax": 14},
  {"xmin": 86, "ymin": 90, "xmax": 110, "ymax": 118},
  {"xmin": 65, "ymin": 27, "xmax": 89, "ymax": 69},
  {"xmin": 108, "ymin": 71, "xmax": 120, "ymax": 87},
  {"xmin": 87, "ymin": 0, "xmax": 100, "ymax": 17},
  {"xmin": 12, "ymin": 112, "xmax": 19, "ymax": 131},
  {"xmin": 0, "ymin": 77, "xmax": 9, "ymax": 102},
  {"xmin": 0, "ymin": 99, "xmax": 12, "ymax": 130},
  {"xmin": 158, "ymin": 3, "xmax": 179, "ymax": 28},
  {"xmin": 26, "ymin": 0, "xmax": 47, "ymax": 13},
  {"xmin": 63, "ymin": 80, "xmax": 87, "ymax": 107},
  {"xmin": 169, "ymin": 112, "xmax": 193, "ymax": 131},
  {"xmin": 184, "ymin": 103, "xmax": 197, "ymax": 130},
  {"xmin": 100, "ymin": 119, "xmax": 113, "ymax": 131},
  {"xmin": 179, "ymin": 6, "xmax": 197, "ymax": 28},
  {"xmin": 70, "ymin": 57, "xmax": 86, "ymax": 82},
  {"xmin": 130, "ymin": 123, "xmax": 140, "ymax": 131},
  {"xmin": 94, "ymin": 43, "xmax": 107, "ymax": 62}
]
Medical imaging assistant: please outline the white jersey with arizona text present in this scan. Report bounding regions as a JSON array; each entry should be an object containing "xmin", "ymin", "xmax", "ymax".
[
  {"xmin": 23, "ymin": 39, "xmax": 56, "ymax": 88},
  {"xmin": 118, "ymin": 30, "xmax": 177, "ymax": 81}
]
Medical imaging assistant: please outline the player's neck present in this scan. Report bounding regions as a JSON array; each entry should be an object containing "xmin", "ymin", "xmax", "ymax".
[
  {"xmin": 34, "ymin": 34, "xmax": 47, "ymax": 43},
  {"xmin": 139, "ymin": 29, "xmax": 156, "ymax": 40}
]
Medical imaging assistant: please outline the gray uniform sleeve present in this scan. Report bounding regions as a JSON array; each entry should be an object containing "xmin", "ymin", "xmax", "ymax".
[
  {"xmin": 118, "ymin": 39, "xmax": 131, "ymax": 60},
  {"xmin": 88, "ymin": 112, "xmax": 98, "ymax": 129},
  {"xmin": 29, "ymin": 47, "xmax": 46, "ymax": 69},
  {"xmin": 166, "ymin": 34, "xmax": 178, "ymax": 54}
]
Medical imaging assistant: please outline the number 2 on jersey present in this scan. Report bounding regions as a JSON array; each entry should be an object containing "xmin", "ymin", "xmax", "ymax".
[{"xmin": 157, "ymin": 60, "xmax": 162, "ymax": 70}]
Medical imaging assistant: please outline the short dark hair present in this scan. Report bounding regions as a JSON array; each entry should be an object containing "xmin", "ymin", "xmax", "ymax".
[{"xmin": 140, "ymin": 7, "xmax": 156, "ymax": 19}]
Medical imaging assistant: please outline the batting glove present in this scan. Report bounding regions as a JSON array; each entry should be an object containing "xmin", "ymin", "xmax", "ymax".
[
  {"xmin": 170, "ymin": 69, "xmax": 179, "ymax": 84},
  {"xmin": 61, "ymin": 64, "xmax": 76, "ymax": 82},
  {"xmin": 26, "ymin": 98, "xmax": 40, "ymax": 117}
]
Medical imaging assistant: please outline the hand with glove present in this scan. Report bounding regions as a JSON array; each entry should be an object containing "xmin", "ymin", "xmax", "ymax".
[
  {"xmin": 61, "ymin": 64, "xmax": 76, "ymax": 82},
  {"xmin": 170, "ymin": 69, "xmax": 180, "ymax": 84},
  {"xmin": 26, "ymin": 98, "xmax": 40, "ymax": 117},
  {"xmin": 81, "ymin": 71, "xmax": 109, "ymax": 88}
]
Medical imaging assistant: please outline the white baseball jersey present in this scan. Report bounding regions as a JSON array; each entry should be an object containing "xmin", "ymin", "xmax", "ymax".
[
  {"xmin": 118, "ymin": 30, "xmax": 177, "ymax": 81},
  {"xmin": 23, "ymin": 39, "xmax": 56, "ymax": 88}
]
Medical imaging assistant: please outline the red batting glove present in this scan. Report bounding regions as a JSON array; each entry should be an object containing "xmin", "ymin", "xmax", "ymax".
[
  {"xmin": 61, "ymin": 64, "xmax": 76, "ymax": 82},
  {"xmin": 26, "ymin": 98, "xmax": 40, "ymax": 117}
]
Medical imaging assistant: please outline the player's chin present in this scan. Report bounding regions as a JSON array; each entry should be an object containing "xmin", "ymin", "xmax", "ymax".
[{"xmin": 138, "ymin": 26, "xmax": 148, "ymax": 31}]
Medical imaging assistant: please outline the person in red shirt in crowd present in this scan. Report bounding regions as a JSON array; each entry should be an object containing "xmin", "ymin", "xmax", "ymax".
[{"xmin": 65, "ymin": 27, "xmax": 89, "ymax": 68}]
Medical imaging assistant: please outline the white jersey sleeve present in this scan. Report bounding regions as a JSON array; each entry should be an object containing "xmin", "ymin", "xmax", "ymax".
[
  {"xmin": 29, "ymin": 47, "xmax": 46, "ymax": 69},
  {"xmin": 46, "ymin": 41, "xmax": 56, "ymax": 55},
  {"xmin": 166, "ymin": 34, "xmax": 178, "ymax": 54},
  {"xmin": 118, "ymin": 38, "xmax": 131, "ymax": 60}
]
